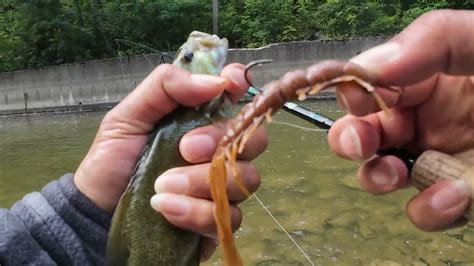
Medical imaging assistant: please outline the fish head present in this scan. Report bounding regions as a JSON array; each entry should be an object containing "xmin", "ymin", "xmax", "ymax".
[{"xmin": 173, "ymin": 31, "xmax": 228, "ymax": 76}]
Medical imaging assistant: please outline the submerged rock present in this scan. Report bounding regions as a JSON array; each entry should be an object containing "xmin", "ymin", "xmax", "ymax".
[
  {"xmin": 368, "ymin": 259, "xmax": 402, "ymax": 266},
  {"xmin": 256, "ymin": 259, "xmax": 304, "ymax": 266},
  {"xmin": 463, "ymin": 229, "xmax": 474, "ymax": 244}
]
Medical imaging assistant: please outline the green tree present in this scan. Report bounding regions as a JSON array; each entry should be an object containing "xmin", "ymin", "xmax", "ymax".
[
  {"xmin": 1, "ymin": 0, "xmax": 473, "ymax": 72},
  {"xmin": 103, "ymin": 1, "xmax": 211, "ymax": 55},
  {"xmin": 12, "ymin": 1, "xmax": 95, "ymax": 69},
  {"xmin": 0, "ymin": 3, "xmax": 21, "ymax": 71}
]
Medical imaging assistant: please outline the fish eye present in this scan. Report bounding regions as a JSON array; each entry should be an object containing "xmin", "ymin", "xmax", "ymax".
[{"xmin": 183, "ymin": 52, "xmax": 193, "ymax": 63}]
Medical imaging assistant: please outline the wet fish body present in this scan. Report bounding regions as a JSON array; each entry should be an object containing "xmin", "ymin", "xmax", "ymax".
[{"xmin": 106, "ymin": 32, "xmax": 228, "ymax": 265}]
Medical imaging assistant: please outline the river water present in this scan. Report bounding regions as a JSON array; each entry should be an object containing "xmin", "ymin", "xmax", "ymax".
[{"xmin": 1, "ymin": 100, "xmax": 473, "ymax": 265}]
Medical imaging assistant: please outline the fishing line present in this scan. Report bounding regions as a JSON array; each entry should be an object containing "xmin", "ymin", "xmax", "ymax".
[
  {"xmin": 115, "ymin": 39, "xmax": 156, "ymax": 68},
  {"xmin": 252, "ymin": 193, "xmax": 315, "ymax": 266},
  {"xmin": 142, "ymin": 54, "xmax": 156, "ymax": 68},
  {"xmin": 115, "ymin": 39, "xmax": 133, "ymax": 89},
  {"xmin": 115, "ymin": 39, "xmax": 169, "ymax": 91},
  {"xmin": 271, "ymin": 120, "xmax": 326, "ymax": 132}
]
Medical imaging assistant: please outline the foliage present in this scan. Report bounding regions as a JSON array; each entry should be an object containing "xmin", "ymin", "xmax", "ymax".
[
  {"xmin": 103, "ymin": 1, "xmax": 211, "ymax": 54},
  {"xmin": 0, "ymin": 0, "xmax": 473, "ymax": 72},
  {"xmin": 11, "ymin": 1, "xmax": 98, "ymax": 69},
  {"xmin": 0, "ymin": 3, "xmax": 20, "ymax": 71}
]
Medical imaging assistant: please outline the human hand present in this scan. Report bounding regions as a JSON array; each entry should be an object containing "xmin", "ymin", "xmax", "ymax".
[
  {"xmin": 74, "ymin": 63, "xmax": 267, "ymax": 259},
  {"xmin": 327, "ymin": 10, "xmax": 474, "ymax": 231}
]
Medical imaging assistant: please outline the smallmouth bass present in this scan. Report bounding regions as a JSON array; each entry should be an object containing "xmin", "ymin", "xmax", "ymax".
[{"xmin": 106, "ymin": 31, "xmax": 229, "ymax": 265}]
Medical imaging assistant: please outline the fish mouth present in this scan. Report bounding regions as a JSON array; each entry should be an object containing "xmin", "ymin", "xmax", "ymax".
[
  {"xmin": 189, "ymin": 31, "xmax": 228, "ymax": 50},
  {"xmin": 189, "ymin": 31, "xmax": 226, "ymax": 48},
  {"xmin": 188, "ymin": 31, "xmax": 228, "ymax": 73}
]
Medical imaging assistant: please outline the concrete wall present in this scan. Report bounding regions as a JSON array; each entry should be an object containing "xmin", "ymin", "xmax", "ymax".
[{"xmin": 0, "ymin": 38, "xmax": 384, "ymax": 113}]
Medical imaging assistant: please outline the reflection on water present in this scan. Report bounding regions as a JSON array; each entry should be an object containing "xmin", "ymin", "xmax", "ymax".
[{"xmin": 1, "ymin": 101, "xmax": 473, "ymax": 265}]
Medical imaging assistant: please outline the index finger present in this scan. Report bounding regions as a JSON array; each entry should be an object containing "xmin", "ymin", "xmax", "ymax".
[
  {"xmin": 337, "ymin": 10, "xmax": 474, "ymax": 117},
  {"xmin": 352, "ymin": 9, "xmax": 474, "ymax": 85}
]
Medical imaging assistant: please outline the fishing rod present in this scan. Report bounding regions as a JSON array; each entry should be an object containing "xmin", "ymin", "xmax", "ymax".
[{"xmin": 247, "ymin": 87, "xmax": 334, "ymax": 129}]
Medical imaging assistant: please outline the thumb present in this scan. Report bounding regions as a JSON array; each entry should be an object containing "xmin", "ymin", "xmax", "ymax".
[
  {"xmin": 351, "ymin": 9, "xmax": 474, "ymax": 86},
  {"xmin": 107, "ymin": 64, "xmax": 227, "ymax": 133},
  {"xmin": 406, "ymin": 180, "xmax": 470, "ymax": 231}
]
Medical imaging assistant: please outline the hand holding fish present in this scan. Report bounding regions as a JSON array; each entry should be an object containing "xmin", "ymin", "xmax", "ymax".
[
  {"xmin": 74, "ymin": 62, "xmax": 267, "ymax": 260},
  {"xmin": 328, "ymin": 10, "xmax": 474, "ymax": 231}
]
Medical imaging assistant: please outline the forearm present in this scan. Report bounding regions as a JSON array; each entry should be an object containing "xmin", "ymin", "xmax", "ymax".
[{"xmin": 0, "ymin": 174, "xmax": 112, "ymax": 265}]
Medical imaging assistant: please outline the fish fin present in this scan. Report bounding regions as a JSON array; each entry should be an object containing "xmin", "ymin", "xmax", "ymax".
[{"xmin": 106, "ymin": 191, "xmax": 131, "ymax": 266}]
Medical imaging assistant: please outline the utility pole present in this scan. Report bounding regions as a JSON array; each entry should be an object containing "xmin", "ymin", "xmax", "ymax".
[{"xmin": 212, "ymin": 0, "xmax": 218, "ymax": 35}]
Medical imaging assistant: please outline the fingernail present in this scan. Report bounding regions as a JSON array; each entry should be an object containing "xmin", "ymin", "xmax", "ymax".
[
  {"xmin": 339, "ymin": 126, "xmax": 363, "ymax": 160},
  {"xmin": 370, "ymin": 159, "xmax": 399, "ymax": 186},
  {"xmin": 150, "ymin": 194, "xmax": 190, "ymax": 216},
  {"xmin": 181, "ymin": 134, "xmax": 216, "ymax": 162},
  {"xmin": 155, "ymin": 173, "xmax": 189, "ymax": 194},
  {"xmin": 431, "ymin": 180, "xmax": 470, "ymax": 211},
  {"xmin": 192, "ymin": 74, "xmax": 227, "ymax": 86},
  {"xmin": 350, "ymin": 42, "xmax": 401, "ymax": 78}
]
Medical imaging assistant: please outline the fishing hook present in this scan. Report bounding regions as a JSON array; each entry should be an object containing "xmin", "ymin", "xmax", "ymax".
[{"xmin": 244, "ymin": 59, "xmax": 273, "ymax": 88}]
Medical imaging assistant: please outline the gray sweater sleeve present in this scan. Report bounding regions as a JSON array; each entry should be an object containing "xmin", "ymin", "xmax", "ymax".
[{"xmin": 0, "ymin": 174, "xmax": 112, "ymax": 265}]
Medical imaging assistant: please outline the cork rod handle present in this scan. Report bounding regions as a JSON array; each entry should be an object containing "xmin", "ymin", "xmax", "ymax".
[{"xmin": 411, "ymin": 150, "xmax": 474, "ymax": 221}]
